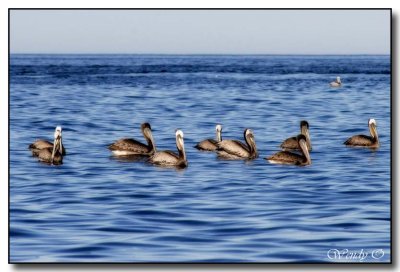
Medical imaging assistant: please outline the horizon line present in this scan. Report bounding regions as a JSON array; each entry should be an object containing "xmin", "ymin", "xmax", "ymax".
[{"xmin": 9, "ymin": 53, "xmax": 390, "ymax": 56}]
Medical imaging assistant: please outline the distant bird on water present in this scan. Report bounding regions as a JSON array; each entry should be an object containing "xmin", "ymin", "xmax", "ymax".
[
  {"xmin": 195, "ymin": 124, "xmax": 222, "ymax": 151},
  {"xmin": 344, "ymin": 118, "xmax": 380, "ymax": 148},
  {"xmin": 330, "ymin": 76, "xmax": 342, "ymax": 87},
  {"xmin": 266, "ymin": 134, "xmax": 311, "ymax": 166},
  {"xmin": 216, "ymin": 128, "xmax": 258, "ymax": 160},
  {"xmin": 280, "ymin": 120, "xmax": 312, "ymax": 151},
  {"xmin": 148, "ymin": 129, "xmax": 188, "ymax": 168},
  {"xmin": 109, "ymin": 122, "xmax": 156, "ymax": 156},
  {"xmin": 29, "ymin": 126, "xmax": 65, "ymax": 165}
]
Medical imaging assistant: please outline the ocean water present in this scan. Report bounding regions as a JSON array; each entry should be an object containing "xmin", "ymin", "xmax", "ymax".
[{"xmin": 9, "ymin": 55, "xmax": 391, "ymax": 263}]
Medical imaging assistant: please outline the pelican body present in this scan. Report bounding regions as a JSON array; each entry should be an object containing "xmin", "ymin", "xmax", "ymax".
[
  {"xmin": 280, "ymin": 120, "xmax": 312, "ymax": 151},
  {"xmin": 109, "ymin": 122, "xmax": 156, "ymax": 156},
  {"xmin": 330, "ymin": 76, "xmax": 342, "ymax": 87},
  {"xmin": 195, "ymin": 124, "xmax": 222, "ymax": 151},
  {"xmin": 266, "ymin": 134, "xmax": 311, "ymax": 166},
  {"xmin": 344, "ymin": 119, "xmax": 379, "ymax": 148},
  {"xmin": 29, "ymin": 126, "xmax": 66, "ymax": 156},
  {"xmin": 29, "ymin": 126, "xmax": 64, "ymax": 165},
  {"xmin": 148, "ymin": 130, "xmax": 187, "ymax": 168},
  {"xmin": 216, "ymin": 128, "xmax": 258, "ymax": 160}
]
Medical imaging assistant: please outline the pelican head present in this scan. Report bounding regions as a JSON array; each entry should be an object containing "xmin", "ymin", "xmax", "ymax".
[
  {"xmin": 176, "ymin": 129, "xmax": 184, "ymax": 139},
  {"xmin": 216, "ymin": 124, "xmax": 222, "ymax": 141},
  {"xmin": 300, "ymin": 120, "xmax": 309, "ymax": 130},
  {"xmin": 141, "ymin": 122, "xmax": 151, "ymax": 131},
  {"xmin": 175, "ymin": 129, "xmax": 186, "ymax": 160},
  {"xmin": 141, "ymin": 122, "xmax": 152, "ymax": 137},
  {"xmin": 297, "ymin": 134, "xmax": 311, "ymax": 165},
  {"xmin": 54, "ymin": 126, "xmax": 62, "ymax": 139},
  {"xmin": 300, "ymin": 120, "xmax": 311, "ymax": 150},
  {"xmin": 369, "ymin": 118, "xmax": 377, "ymax": 126},
  {"xmin": 176, "ymin": 129, "xmax": 184, "ymax": 148},
  {"xmin": 51, "ymin": 128, "xmax": 62, "ymax": 165},
  {"xmin": 368, "ymin": 118, "xmax": 379, "ymax": 141},
  {"xmin": 244, "ymin": 128, "xmax": 258, "ymax": 158},
  {"xmin": 175, "ymin": 129, "xmax": 185, "ymax": 149},
  {"xmin": 141, "ymin": 122, "xmax": 156, "ymax": 152},
  {"xmin": 336, "ymin": 76, "xmax": 341, "ymax": 84},
  {"xmin": 51, "ymin": 126, "xmax": 63, "ymax": 163}
]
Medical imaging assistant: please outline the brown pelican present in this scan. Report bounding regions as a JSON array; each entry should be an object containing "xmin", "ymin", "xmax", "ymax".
[
  {"xmin": 29, "ymin": 126, "xmax": 64, "ymax": 165},
  {"xmin": 330, "ymin": 76, "xmax": 342, "ymax": 87},
  {"xmin": 29, "ymin": 126, "xmax": 66, "ymax": 156},
  {"xmin": 108, "ymin": 122, "xmax": 156, "ymax": 156},
  {"xmin": 148, "ymin": 130, "xmax": 187, "ymax": 168},
  {"xmin": 194, "ymin": 124, "xmax": 222, "ymax": 151},
  {"xmin": 216, "ymin": 128, "xmax": 258, "ymax": 160},
  {"xmin": 266, "ymin": 134, "xmax": 311, "ymax": 166},
  {"xmin": 280, "ymin": 120, "xmax": 312, "ymax": 151},
  {"xmin": 344, "ymin": 118, "xmax": 379, "ymax": 148}
]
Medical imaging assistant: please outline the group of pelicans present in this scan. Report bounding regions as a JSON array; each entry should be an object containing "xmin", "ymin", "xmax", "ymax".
[
  {"xmin": 28, "ymin": 76, "xmax": 353, "ymax": 167},
  {"xmin": 28, "ymin": 118, "xmax": 380, "ymax": 168}
]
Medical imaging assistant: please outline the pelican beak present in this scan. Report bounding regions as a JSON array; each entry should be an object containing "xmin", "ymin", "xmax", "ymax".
[
  {"xmin": 144, "ymin": 127, "xmax": 156, "ymax": 152},
  {"xmin": 369, "ymin": 123, "xmax": 378, "ymax": 139},
  {"xmin": 247, "ymin": 134, "xmax": 258, "ymax": 158},
  {"xmin": 299, "ymin": 139, "xmax": 311, "ymax": 164},
  {"xmin": 59, "ymin": 136, "xmax": 63, "ymax": 155},
  {"xmin": 176, "ymin": 131, "xmax": 186, "ymax": 160},
  {"xmin": 51, "ymin": 137, "xmax": 60, "ymax": 164},
  {"xmin": 300, "ymin": 124, "xmax": 311, "ymax": 150},
  {"xmin": 305, "ymin": 130, "xmax": 312, "ymax": 150},
  {"xmin": 216, "ymin": 126, "xmax": 222, "ymax": 142},
  {"xmin": 178, "ymin": 134, "xmax": 185, "ymax": 150}
]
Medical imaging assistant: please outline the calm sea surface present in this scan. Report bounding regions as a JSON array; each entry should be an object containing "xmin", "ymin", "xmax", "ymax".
[{"xmin": 10, "ymin": 55, "xmax": 391, "ymax": 262}]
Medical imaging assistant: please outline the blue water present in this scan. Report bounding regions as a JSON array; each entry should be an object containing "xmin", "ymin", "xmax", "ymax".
[{"xmin": 10, "ymin": 55, "xmax": 391, "ymax": 263}]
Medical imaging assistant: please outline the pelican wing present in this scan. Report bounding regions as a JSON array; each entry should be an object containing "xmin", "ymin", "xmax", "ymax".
[
  {"xmin": 266, "ymin": 151, "xmax": 303, "ymax": 165},
  {"xmin": 344, "ymin": 135, "xmax": 374, "ymax": 146},
  {"xmin": 148, "ymin": 150, "xmax": 179, "ymax": 165},
  {"xmin": 29, "ymin": 140, "xmax": 66, "ymax": 155},
  {"xmin": 216, "ymin": 150, "xmax": 243, "ymax": 160},
  {"xmin": 280, "ymin": 136, "xmax": 299, "ymax": 150},
  {"xmin": 216, "ymin": 140, "xmax": 250, "ymax": 158},
  {"xmin": 195, "ymin": 139, "xmax": 218, "ymax": 151},
  {"xmin": 29, "ymin": 140, "xmax": 53, "ymax": 150},
  {"xmin": 108, "ymin": 138, "xmax": 150, "ymax": 153}
]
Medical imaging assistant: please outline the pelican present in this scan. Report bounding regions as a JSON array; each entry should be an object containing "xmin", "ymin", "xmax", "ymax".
[
  {"xmin": 216, "ymin": 128, "xmax": 258, "ymax": 160},
  {"xmin": 109, "ymin": 122, "xmax": 156, "ymax": 156},
  {"xmin": 148, "ymin": 130, "xmax": 187, "ymax": 168},
  {"xmin": 194, "ymin": 124, "xmax": 222, "ymax": 151},
  {"xmin": 29, "ymin": 126, "xmax": 64, "ymax": 165},
  {"xmin": 344, "ymin": 118, "xmax": 380, "ymax": 148},
  {"xmin": 330, "ymin": 76, "xmax": 342, "ymax": 87},
  {"xmin": 280, "ymin": 120, "xmax": 312, "ymax": 151},
  {"xmin": 266, "ymin": 134, "xmax": 311, "ymax": 166},
  {"xmin": 29, "ymin": 126, "xmax": 66, "ymax": 156}
]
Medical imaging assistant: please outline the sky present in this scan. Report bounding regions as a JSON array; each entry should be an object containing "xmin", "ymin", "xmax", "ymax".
[{"xmin": 10, "ymin": 9, "xmax": 390, "ymax": 54}]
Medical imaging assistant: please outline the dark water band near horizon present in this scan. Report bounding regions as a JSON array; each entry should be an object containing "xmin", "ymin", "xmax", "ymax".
[{"xmin": 10, "ymin": 54, "xmax": 390, "ymax": 262}]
